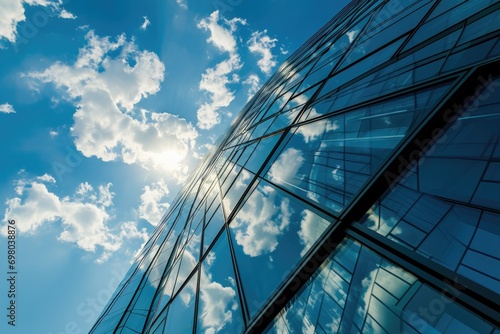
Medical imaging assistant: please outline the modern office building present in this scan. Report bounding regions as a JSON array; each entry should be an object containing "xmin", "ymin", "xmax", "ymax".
[{"xmin": 90, "ymin": 0, "xmax": 500, "ymax": 333}]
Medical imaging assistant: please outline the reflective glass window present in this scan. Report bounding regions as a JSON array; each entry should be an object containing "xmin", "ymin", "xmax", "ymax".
[
  {"xmin": 162, "ymin": 270, "xmax": 198, "ymax": 333},
  {"xmin": 196, "ymin": 231, "xmax": 244, "ymax": 333},
  {"xmin": 229, "ymin": 181, "xmax": 332, "ymax": 318},
  {"xmin": 265, "ymin": 84, "xmax": 450, "ymax": 214},
  {"xmin": 360, "ymin": 76, "xmax": 500, "ymax": 293},
  {"xmin": 265, "ymin": 238, "xmax": 496, "ymax": 334}
]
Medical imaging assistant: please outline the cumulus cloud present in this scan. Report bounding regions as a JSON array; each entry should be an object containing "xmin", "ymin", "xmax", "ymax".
[
  {"xmin": 59, "ymin": 9, "xmax": 76, "ymax": 19},
  {"xmin": 297, "ymin": 210, "xmax": 331, "ymax": 256},
  {"xmin": 248, "ymin": 30, "xmax": 278, "ymax": 75},
  {"xmin": 231, "ymin": 185, "xmax": 292, "ymax": 257},
  {"xmin": 268, "ymin": 148, "xmax": 304, "ymax": 185},
  {"xmin": 197, "ymin": 53, "xmax": 242, "ymax": 129},
  {"xmin": 198, "ymin": 277, "xmax": 237, "ymax": 333},
  {"xmin": 0, "ymin": 102, "xmax": 16, "ymax": 113},
  {"xmin": 36, "ymin": 173, "xmax": 55, "ymax": 183},
  {"xmin": 138, "ymin": 179, "xmax": 170, "ymax": 226},
  {"xmin": 140, "ymin": 16, "xmax": 150, "ymax": 30},
  {"xmin": 26, "ymin": 30, "xmax": 198, "ymax": 182},
  {"xmin": 243, "ymin": 74, "xmax": 261, "ymax": 101},
  {"xmin": 196, "ymin": 11, "xmax": 246, "ymax": 129},
  {"xmin": 0, "ymin": 0, "xmax": 74, "ymax": 46},
  {"xmin": 2, "ymin": 174, "xmax": 148, "ymax": 262},
  {"xmin": 197, "ymin": 11, "xmax": 245, "ymax": 54}
]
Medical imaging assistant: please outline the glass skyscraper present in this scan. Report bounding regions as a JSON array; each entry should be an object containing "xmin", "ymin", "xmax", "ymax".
[{"xmin": 90, "ymin": 0, "xmax": 500, "ymax": 333}]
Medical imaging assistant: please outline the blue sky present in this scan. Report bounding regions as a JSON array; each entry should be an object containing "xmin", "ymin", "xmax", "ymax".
[{"xmin": 0, "ymin": 0, "xmax": 349, "ymax": 332}]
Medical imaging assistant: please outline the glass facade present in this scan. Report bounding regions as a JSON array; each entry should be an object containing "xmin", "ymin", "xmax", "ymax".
[{"xmin": 90, "ymin": 0, "xmax": 500, "ymax": 333}]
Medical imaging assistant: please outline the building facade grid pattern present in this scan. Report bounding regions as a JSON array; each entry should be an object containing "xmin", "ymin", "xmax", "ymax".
[{"xmin": 90, "ymin": 0, "xmax": 500, "ymax": 333}]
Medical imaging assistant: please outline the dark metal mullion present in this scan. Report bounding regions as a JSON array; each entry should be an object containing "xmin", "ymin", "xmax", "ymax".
[
  {"xmin": 224, "ymin": 223, "xmax": 250, "ymax": 328},
  {"xmin": 346, "ymin": 224, "xmax": 500, "ymax": 326},
  {"xmin": 393, "ymin": 0, "xmax": 442, "ymax": 57}
]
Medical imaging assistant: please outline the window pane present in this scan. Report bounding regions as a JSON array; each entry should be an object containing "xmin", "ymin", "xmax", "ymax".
[
  {"xmin": 196, "ymin": 231, "xmax": 244, "ymax": 334},
  {"xmin": 360, "ymin": 75, "xmax": 500, "ymax": 292},
  {"xmin": 265, "ymin": 83, "xmax": 450, "ymax": 215},
  {"xmin": 265, "ymin": 238, "xmax": 496, "ymax": 334},
  {"xmin": 229, "ymin": 181, "xmax": 332, "ymax": 318}
]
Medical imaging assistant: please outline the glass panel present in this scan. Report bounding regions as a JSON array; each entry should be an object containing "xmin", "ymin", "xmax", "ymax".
[
  {"xmin": 229, "ymin": 181, "xmax": 332, "ymax": 318},
  {"xmin": 442, "ymin": 39, "xmax": 497, "ymax": 73},
  {"xmin": 196, "ymin": 232, "xmax": 244, "ymax": 334},
  {"xmin": 405, "ymin": 0, "xmax": 494, "ymax": 50},
  {"xmin": 456, "ymin": 9, "xmax": 500, "ymax": 46},
  {"xmin": 342, "ymin": 1, "xmax": 433, "ymax": 68},
  {"xmin": 243, "ymin": 134, "xmax": 282, "ymax": 174},
  {"xmin": 360, "ymin": 75, "xmax": 500, "ymax": 293},
  {"xmin": 320, "ymin": 37, "xmax": 404, "ymax": 96},
  {"xmin": 265, "ymin": 84, "xmax": 450, "ymax": 214},
  {"xmin": 162, "ymin": 270, "xmax": 198, "ymax": 333},
  {"xmin": 222, "ymin": 167, "xmax": 255, "ymax": 218},
  {"xmin": 265, "ymin": 238, "xmax": 496, "ymax": 334},
  {"xmin": 203, "ymin": 205, "xmax": 225, "ymax": 255}
]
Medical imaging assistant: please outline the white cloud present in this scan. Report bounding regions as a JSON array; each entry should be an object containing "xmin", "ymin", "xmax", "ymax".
[
  {"xmin": 0, "ymin": 0, "xmax": 40, "ymax": 44},
  {"xmin": 346, "ymin": 29, "xmax": 359, "ymax": 44},
  {"xmin": 197, "ymin": 53, "xmax": 242, "ymax": 129},
  {"xmin": 176, "ymin": 0, "xmax": 187, "ymax": 9},
  {"xmin": 36, "ymin": 173, "xmax": 55, "ymax": 183},
  {"xmin": 138, "ymin": 179, "xmax": 170, "ymax": 226},
  {"xmin": 2, "ymin": 174, "xmax": 147, "ymax": 262},
  {"xmin": 140, "ymin": 16, "xmax": 150, "ymax": 30},
  {"xmin": 231, "ymin": 186, "xmax": 292, "ymax": 257},
  {"xmin": 198, "ymin": 279, "xmax": 237, "ymax": 332},
  {"xmin": 59, "ymin": 9, "xmax": 76, "ymax": 19},
  {"xmin": 196, "ymin": 11, "xmax": 246, "ymax": 129},
  {"xmin": 248, "ymin": 30, "xmax": 278, "ymax": 75},
  {"xmin": 243, "ymin": 74, "xmax": 261, "ymax": 101},
  {"xmin": 0, "ymin": 0, "xmax": 75, "ymax": 45},
  {"xmin": 49, "ymin": 130, "xmax": 58, "ymax": 137},
  {"xmin": 26, "ymin": 30, "xmax": 198, "ymax": 182},
  {"xmin": 0, "ymin": 103, "xmax": 16, "ymax": 113},
  {"xmin": 197, "ymin": 11, "xmax": 245, "ymax": 54},
  {"xmin": 268, "ymin": 148, "xmax": 304, "ymax": 185},
  {"xmin": 298, "ymin": 210, "xmax": 330, "ymax": 256}
]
